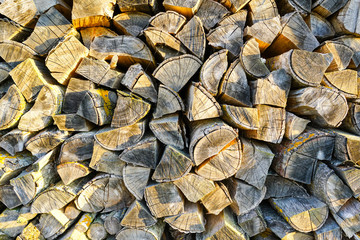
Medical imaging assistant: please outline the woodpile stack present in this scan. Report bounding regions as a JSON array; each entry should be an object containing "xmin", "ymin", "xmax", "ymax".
[{"xmin": 0, "ymin": 0, "xmax": 360, "ymax": 239}]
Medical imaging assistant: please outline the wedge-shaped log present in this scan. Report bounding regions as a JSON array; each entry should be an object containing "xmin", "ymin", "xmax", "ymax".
[
  {"xmin": 304, "ymin": 13, "xmax": 335, "ymax": 40},
  {"xmin": 0, "ymin": 129, "xmax": 35, "ymax": 156},
  {"xmin": 143, "ymin": 27, "xmax": 187, "ymax": 61},
  {"xmin": 342, "ymin": 102, "xmax": 360, "ymax": 135},
  {"xmin": 121, "ymin": 63, "xmax": 157, "ymax": 103},
  {"xmin": 123, "ymin": 165, "xmax": 151, "ymax": 200},
  {"xmin": 0, "ymin": 184, "xmax": 22, "ymax": 209},
  {"xmin": 113, "ymin": 12, "xmax": 151, "ymax": 37},
  {"xmin": 62, "ymin": 78, "xmax": 95, "ymax": 114},
  {"xmin": 0, "ymin": 40, "xmax": 38, "ymax": 68},
  {"xmin": 314, "ymin": 217, "xmax": 342, "ymax": 240},
  {"xmin": 80, "ymin": 27, "xmax": 118, "ymax": 49},
  {"xmin": 207, "ymin": 24, "xmax": 243, "ymax": 57},
  {"xmin": 331, "ymin": 198, "xmax": 360, "ymax": 238},
  {"xmin": 75, "ymin": 174, "xmax": 135, "ymax": 213},
  {"xmin": 121, "ymin": 200, "xmax": 157, "ymax": 229},
  {"xmin": 145, "ymin": 182, "xmax": 184, "ymax": 218},
  {"xmin": 53, "ymin": 114, "xmax": 95, "ymax": 132},
  {"xmin": 185, "ymin": 82, "xmax": 222, "ymax": 121},
  {"xmin": 90, "ymin": 142, "xmax": 125, "ymax": 176},
  {"xmin": 149, "ymin": 113, "xmax": 186, "ymax": 150},
  {"xmin": 276, "ymin": 0, "xmax": 311, "ymax": 15},
  {"xmin": 116, "ymin": 221, "xmax": 165, "ymax": 240},
  {"xmin": 0, "ymin": 207, "xmax": 33, "ymax": 238},
  {"xmin": 271, "ymin": 127, "xmax": 335, "ymax": 184},
  {"xmin": 112, "ymin": 91, "xmax": 150, "ymax": 128},
  {"xmin": 237, "ymin": 207, "xmax": 267, "ymax": 237},
  {"xmin": 222, "ymin": 105, "xmax": 259, "ymax": 130},
  {"xmin": 153, "ymin": 54, "xmax": 202, "ymax": 92},
  {"xmin": 333, "ymin": 166, "xmax": 360, "ymax": 198},
  {"xmin": 315, "ymin": 41, "xmax": 353, "ymax": 71},
  {"xmin": 104, "ymin": 209, "xmax": 126, "ymax": 235},
  {"xmin": 287, "ymin": 87, "xmax": 348, "ymax": 128},
  {"xmin": 218, "ymin": 10, "xmax": 247, "ymax": 28},
  {"xmin": 9, "ymin": 58, "xmax": 56, "ymax": 103},
  {"xmin": 57, "ymin": 162, "xmax": 92, "ymax": 185},
  {"xmin": 323, "ymin": 70, "xmax": 358, "ymax": 98},
  {"xmin": 333, "ymin": 129, "xmax": 360, "ymax": 165},
  {"xmin": 330, "ymin": 0, "xmax": 360, "ymax": 36},
  {"xmin": 149, "ymin": 11, "xmax": 186, "ymax": 34},
  {"xmin": 154, "ymin": 84, "xmax": 184, "ymax": 119},
  {"xmin": 152, "ymin": 145, "xmax": 192, "ymax": 182},
  {"xmin": 163, "ymin": 0, "xmax": 202, "ymax": 18},
  {"xmin": 284, "ymin": 112, "xmax": 311, "ymax": 141},
  {"xmin": 250, "ymin": 69, "xmax": 291, "ymax": 108},
  {"xmin": 312, "ymin": 0, "xmax": 349, "ymax": 18},
  {"xmin": 248, "ymin": 0, "xmax": 278, "ymax": 24},
  {"xmin": 75, "ymin": 57, "xmax": 124, "ymax": 89},
  {"xmin": 72, "ymin": 0, "xmax": 116, "ymax": 28},
  {"xmin": 18, "ymin": 220, "xmax": 45, "ymax": 240},
  {"xmin": 195, "ymin": 0, "xmax": 229, "ymax": 30},
  {"xmin": 219, "ymin": 58, "xmax": 251, "ymax": 107},
  {"xmin": 309, "ymin": 162, "xmax": 353, "ymax": 213},
  {"xmin": 117, "ymin": 0, "xmax": 159, "ymax": 14},
  {"xmin": 0, "ymin": 18, "xmax": 31, "ymax": 42},
  {"xmin": 241, "ymin": 38, "xmax": 270, "ymax": 79},
  {"xmin": 0, "ymin": 63, "xmax": 11, "ymax": 84},
  {"xmin": 200, "ymin": 182, "xmax": 232, "ymax": 215},
  {"xmin": 119, "ymin": 135, "xmax": 160, "ymax": 169},
  {"xmin": 334, "ymin": 36, "xmax": 360, "ymax": 68},
  {"xmin": 59, "ymin": 131, "xmax": 96, "ymax": 163},
  {"xmin": 264, "ymin": 174, "xmax": 309, "ymax": 199},
  {"xmin": 25, "ymin": 127, "xmax": 70, "ymax": 158},
  {"xmin": 89, "ymin": 35, "xmax": 156, "ymax": 70},
  {"xmin": 197, "ymin": 208, "xmax": 248, "ymax": 240}
]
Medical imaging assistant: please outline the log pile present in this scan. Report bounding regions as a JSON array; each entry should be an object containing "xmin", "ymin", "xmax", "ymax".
[{"xmin": 0, "ymin": 0, "xmax": 360, "ymax": 239}]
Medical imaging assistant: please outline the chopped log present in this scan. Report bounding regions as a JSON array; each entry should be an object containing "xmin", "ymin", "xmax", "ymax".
[
  {"xmin": 117, "ymin": 0, "xmax": 159, "ymax": 14},
  {"xmin": 330, "ymin": 0, "xmax": 360, "ymax": 36},
  {"xmin": 264, "ymin": 12, "xmax": 320, "ymax": 57},
  {"xmin": 31, "ymin": 177, "xmax": 92, "ymax": 213},
  {"xmin": 271, "ymin": 127, "xmax": 335, "ymax": 184},
  {"xmin": 309, "ymin": 162, "xmax": 353, "ymax": 213},
  {"xmin": 149, "ymin": 11, "xmax": 186, "ymax": 34},
  {"xmin": 333, "ymin": 129, "xmax": 360, "ymax": 165},
  {"xmin": 276, "ymin": 0, "xmax": 311, "ymax": 14},
  {"xmin": 72, "ymin": 0, "xmax": 116, "ymax": 29},
  {"xmin": 0, "ymin": 79, "xmax": 12, "ymax": 101},
  {"xmin": 45, "ymin": 35, "xmax": 89, "ymax": 85},
  {"xmin": 59, "ymin": 216, "xmax": 92, "ymax": 240},
  {"xmin": 113, "ymin": 12, "xmax": 151, "ymax": 37},
  {"xmin": 0, "ymin": 150, "xmax": 36, "ymax": 185},
  {"xmin": 342, "ymin": 102, "xmax": 360, "ymax": 135},
  {"xmin": 312, "ymin": 0, "xmax": 349, "ymax": 18},
  {"xmin": 0, "ymin": 40, "xmax": 38, "ymax": 68},
  {"xmin": 197, "ymin": 208, "xmax": 247, "ymax": 240},
  {"xmin": 207, "ymin": 24, "xmax": 243, "ymax": 57},
  {"xmin": 219, "ymin": 58, "xmax": 251, "ymax": 107},
  {"xmin": 90, "ymin": 142, "xmax": 125, "ymax": 176},
  {"xmin": 121, "ymin": 63, "xmax": 158, "ymax": 103},
  {"xmin": 0, "ymin": 129, "xmax": 35, "ymax": 156},
  {"xmin": 89, "ymin": 35, "xmax": 156, "ymax": 70},
  {"xmin": 41, "ymin": 209, "xmax": 77, "ymax": 238},
  {"xmin": 104, "ymin": 209, "xmax": 127, "ymax": 235},
  {"xmin": 264, "ymin": 174, "xmax": 309, "ymax": 199},
  {"xmin": 334, "ymin": 36, "xmax": 360, "ymax": 68},
  {"xmin": 237, "ymin": 207, "xmax": 267, "ymax": 237},
  {"xmin": 75, "ymin": 57, "xmax": 124, "ymax": 89},
  {"xmin": 287, "ymin": 87, "xmax": 348, "ymax": 128},
  {"xmin": 23, "ymin": 7, "xmax": 76, "ymax": 56},
  {"xmin": 169, "ymin": 226, "xmax": 196, "ymax": 240},
  {"xmin": 57, "ymin": 162, "xmax": 92, "ymax": 185},
  {"xmin": 123, "ymin": 165, "xmax": 151, "ymax": 200},
  {"xmin": 75, "ymin": 174, "xmax": 135, "ymax": 213},
  {"xmin": 241, "ymin": 38, "xmax": 270, "ymax": 79},
  {"xmin": 164, "ymin": 202, "xmax": 205, "ymax": 233},
  {"xmin": 200, "ymin": 182, "xmax": 232, "ymax": 215},
  {"xmin": 119, "ymin": 134, "xmax": 160, "ymax": 169},
  {"xmin": 304, "ymin": 13, "xmax": 335, "ymax": 41},
  {"xmin": 245, "ymin": 105, "xmax": 285, "ymax": 144},
  {"xmin": 162, "ymin": 0, "xmax": 202, "ymax": 18},
  {"xmin": 332, "ymin": 197, "xmax": 360, "ymax": 238},
  {"xmin": 144, "ymin": 182, "xmax": 184, "ymax": 218},
  {"xmin": 18, "ymin": 220, "xmax": 45, "ymax": 240},
  {"xmin": 65, "ymin": 202, "xmax": 81, "ymax": 220},
  {"xmin": 315, "ymin": 41, "xmax": 354, "ymax": 71},
  {"xmin": 267, "ymin": 49, "xmax": 332, "ymax": 87},
  {"xmin": 323, "ymin": 70, "xmax": 358, "ymax": 98},
  {"xmin": 86, "ymin": 216, "xmax": 108, "ymax": 240},
  {"xmin": 80, "ymin": 27, "xmax": 118, "ymax": 49},
  {"xmin": 252, "ymin": 230, "xmax": 279, "ymax": 240},
  {"xmin": 152, "ymin": 145, "xmax": 192, "ymax": 182},
  {"xmin": 153, "ymin": 84, "xmax": 184, "ymax": 119},
  {"xmin": 0, "ymin": 184, "xmax": 22, "ymax": 209},
  {"xmin": 0, "ymin": 62, "xmax": 11, "ymax": 84},
  {"xmin": 59, "ymin": 131, "xmax": 95, "ymax": 163},
  {"xmin": 111, "ymin": 91, "xmax": 150, "ymax": 128},
  {"xmin": 116, "ymin": 221, "xmax": 165, "ymax": 240},
  {"xmin": 248, "ymin": 0, "xmax": 279, "ymax": 24},
  {"xmin": 0, "ymin": 18, "xmax": 31, "ymax": 42},
  {"xmin": 218, "ymin": 10, "xmax": 247, "ymax": 29},
  {"xmin": 199, "ymin": 49, "xmax": 228, "ymax": 96},
  {"xmin": 10, "ymin": 150, "xmax": 59, "ymax": 205},
  {"xmin": 53, "ymin": 114, "xmax": 95, "ymax": 132},
  {"xmin": 153, "ymin": 54, "xmax": 201, "ymax": 92},
  {"xmin": 0, "ymin": 208, "xmax": 30, "ymax": 238},
  {"xmin": 185, "ymin": 82, "xmax": 222, "ymax": 121},
  {"xmin": 25, "ymin": 127, "xmax": 70, "ymax": 158},
  {"xmin": 244, "ymin": 17, "xmax": 281, "ymax": 53},
  {"xmin": 143, "ymin": 27, "xmax": 187, "ymax": 61},
  {"xmin": 175, "ymin": 16, "xmax": 205, "ymax": 60},
  {"xmin": 121, "ymin": 200, "xmax": 157, "ymax": 228},
  {"xmin": 235, "ymin": 138, "xmax": 274, "ymax": 189},
  {"xmin": 73, "ymin": 212, "xmax": 97, "ymax": 235},
  {"xmin": 250, "ymin": 69, "xmax": 291, "ymax": 108},
  {"xmin": 333, "ymin": 166, "xmax": 360, "ymax": 198},
  {"xmin": 195, "ymin": 0, "xmax": 229, "ymax": 30},
  {"xmin": 149, "ymin": 113, "xmax": 186, "ymax": 150},
  {"xmin": 314, "ymin": 217, "xmax": 342, "ymax": 240},
  {"xmin": 284, "ymin": 112, "xmax": 311, "ymax": 141},
  {"xmin": 222, "ymin": 105, "xmax": 259, "ymax": 130},
  {"xmin": 220, "ymin": 0, "xmax": 249, "ymax": 13}
]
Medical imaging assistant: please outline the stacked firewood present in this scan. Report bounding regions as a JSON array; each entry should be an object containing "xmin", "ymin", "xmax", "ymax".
[{"xmin": 0, "ymin": 0, "xmax": 360, "ymax": 239}]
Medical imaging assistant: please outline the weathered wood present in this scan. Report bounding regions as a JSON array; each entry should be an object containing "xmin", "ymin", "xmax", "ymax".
[
  {"xmin": 90, "ymin": 142, "xmax": 124, "ymax": 176},
  {"xmin": 75, "ymin": 174, "xmax": 135, "ymax": 213},
  {"xmin": 59, "ymin": 131, "xmax": 95, "ymax": 164},
  {"xmin": 304, "ymin": 13, "xmax": 335, "ymax": 40},
  {"xmin": 75, "ymin": 212, "xmax": 97, "ymax": 233},
  {"xmin": 323, "ymin": 70, "xmax": 358, "ymax": 98},
  {"xmin": 0, "ymin": 40, "xmax": 39, "ymax": 68},
  {"xmin": 0, "ymin": 208, "xmax": 31, "ymax": 238},
  {"xmin": 333, "ymin": 166, "xmax": 360, "ymax": 198},
  {"xmin": 123, "ymin": 165, "xmax": 151, "ymax": 200},
  {"xmin": 162, "ymin": 0, "xmax": 202, "ymax": 18},
  {"xmin": 59, "ymin": 213, "xmax": 93, "ymax": 240},
  {"xmin": 53, "ymin": 114, "xmax": 95, "ymax": 132},
  {"xmin": 333, "ymin": 129, "xmax": 360, "ymax": 165},
  {"xmin": 116, "ymin": 221, "xmax": 165, "ymax": 240},
  {"xmin": 276, "ymin": 0, "xmax": 311, "ymax": 14},
  {"xmin": 334, "ymin": 36, "xmax": 360, "ymax": 68},
  {"xmin": 121, "ymin": 63, "xmax": 158, "ymax": 103},
  {"xmin": 222, "ymin": 105, "xmax": 259, "ymax": 130},
  {"xmin": 284, "ymin": 112, "xmax": 311, "ymax": 141},
  {"xmin": 113, "ymin": 12, "xmax": 150, "ymax": 37},
  {"xmin": 121, "ymin": 200, "xmax": 157, "ymax": 229},
  {"xmin": 264, "ymin": 12, "xmax": 320, "ymax": 57},
  {"xmin": 309, "ymin": 162, "xmax": 352, "ymax": 213},
  {"xmin": 0, "ymin": 18, "xmax": 31, "ymax": 42},
  {"xmin": 153, "ymin": 84, "xmax": 184, "ymax": 119},
  {"xmin": 314, "ymin": 217, "xmax": 342, "ymax": 240},
  {"xmin": 207, "ymin": 24, "xmax": 243, "ymax": 57},
  {"xmin": 0, "ymin": 129, "xmax": 35, "ymax": 156},
  {"xmin": 72, "ymin": 0, "xmax": 116, "ymax": 29},
  {"xmin": 241, "ymin": 38, "xmax": 270, "ymax": 79},
  {"xmin": 271, "ymin": 127, "xmax": 335, "ymax": 184},
  {"xmin": 250, "ymin": 69, "xmax": 291, "ymax": 108},
  {"xmin": 248, "ymin": 0, "xmax": 278, "ymax": 24},
  {"xmin": 169, "ymin": 228, "xmax": 193, "ymax": 240},
  {"xmin": 25, "ymin": 127, "xmax": 70, "ymax": 158},
  {"xmin": 57, "ymin": 162, "xmax": 92, "ymax": 185},
  {"xmin": 197, "ymin": 208, "xmax": 247, "ymax": 240},
  {"xmin": 149, "ymin": 11, "xmax": 186, "ymax": 34},
  {"xmin": 0, "ymin": 184, "xmax": 22, "ymax": 209},
  {"xmin": 219, "ymin": 58, "xmax": 251, "ymax": 106},
  {"xmin": 104, "ymin": 209, "xmax": 126, "ymax": 235},
  {"xmin": 42, "ymin": 209, "xmax": 77, "ymax": 239},
  {"xmin": 117, "ymin": 0, "xmax": 159, "ymax": 14},
  {"xmin": 89, "ymin": 35, "xmax": 156, "ymax": 70},
  {"xmin": 18, "ymin": 220, "xmax": 45, "ymax": 240},
  {"xmin": 45, "ymin": 35, "xmax": 89, "ymax": 85},
  {"xmin": 149, "ymin": 113, "xmax": 186, "ymax": 150},
  {"xmin": 237, "ymin": 207, "xmax": 267, "ymax": 237},
  {"xmin": 80, "ymin": 27, "xmax": 118, "ymax": 49},
  {"xmin": 0, "ymin": 63, "xmax": 11, "ymax": 84},
  {"xmin": 200, "ymin": 182, "xmax": 232, "ymax": 215},
  {"xmin": 264, "ymin": 174, "xmax": 309, "ymax": 199},
  {"xmin": 315, "ymin": 41, "xmax": 354, "ymax": 71},
  {"xmin": 330, "ymin": 0, "xmax": 360, "ymax": 36},
  {"xmin": 342, "ymin": 102, "xmax": 360, "ymax": 135},
  {"xmin": 65, "ymin": 202, "xmax": 81, "ymax": 220},
  {"xmin": 195, "ymin": 0, "xmax": 229, "ymax": 30},
  {"xmin": 287, "ymin": 87, "xmax": 348, "ymax": 128},
  {"xmin": 218, "ymin": 9, "xmax": 247, "ymax": 28},
  {"xmin": 86, "ymin": 216, "xmax": 108, "ymax": 240},
  {"xmin": 312, "ymin": 0, "xmax": 349, "ymax": 18},
  {"xmin": 331, "ymin": 197, "xmax": 360, "ymax": 238},
  {"xmin": 252, "ymin": 230, "xmax": 279, "ymax": 240},
  {"xmin": 144, "ymin": 182, "xmax": 184, "ymax": 218}
]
